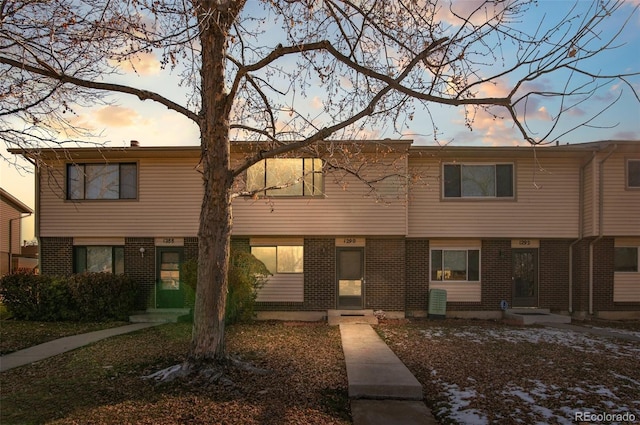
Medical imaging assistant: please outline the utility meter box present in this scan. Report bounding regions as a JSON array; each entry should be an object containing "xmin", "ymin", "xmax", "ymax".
[{"xmin": 428, "ymin": 289, "xmax": 447, "ymax": 319}]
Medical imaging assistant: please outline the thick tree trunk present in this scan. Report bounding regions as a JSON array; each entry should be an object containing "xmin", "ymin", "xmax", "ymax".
[{"xmin": 188, "ymin": 3, "xmax": 239, "ymax": 363}]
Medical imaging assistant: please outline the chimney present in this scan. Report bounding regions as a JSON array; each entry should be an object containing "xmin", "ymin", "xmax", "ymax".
[{"xmin": 130, "ymin": 140, "xmax": 140, "ymax": 147}]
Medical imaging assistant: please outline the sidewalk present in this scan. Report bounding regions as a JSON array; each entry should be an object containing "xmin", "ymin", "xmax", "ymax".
[
  {"xmin": 0, "ymin": 323, "xmax": 159, "ymax": 372},
  {"xmin": 340, "ymin": 323, "xmax": 439, "ymax": 425}
]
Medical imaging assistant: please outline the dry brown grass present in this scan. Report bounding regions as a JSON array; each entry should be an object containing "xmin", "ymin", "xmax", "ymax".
[{"xmin": 376, "ymin": 319, "xmax": 640, "ymax": 425}]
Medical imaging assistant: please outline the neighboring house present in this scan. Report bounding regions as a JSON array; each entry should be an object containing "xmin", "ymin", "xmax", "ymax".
[
  {"xmin": 10, "ymin": 139, "xmax": 640, "ymax": 319},
  {"xmin": 0, "ymin": 188, "xmax": 33, "ymax": 275}
]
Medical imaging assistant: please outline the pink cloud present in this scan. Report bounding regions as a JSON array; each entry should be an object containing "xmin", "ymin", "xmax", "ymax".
[{"xmin": 94, "ymin": 106, "xmax": 140, "ymax": 127}]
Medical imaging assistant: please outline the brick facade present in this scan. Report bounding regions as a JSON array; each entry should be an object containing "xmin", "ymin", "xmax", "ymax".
[
  {"xmin": 365, "ymin": 238, "xmax": 406, "ymax": 311},
  {"xmin": 539, "ymin": 239, "xmax": 570, "ymax": 311},
  {"xmin": 405, "ymin": 239, "xmax": 429, "ymax": 314},
  {"xmin": 303, "ymin": 238, "xmax": 336, "ymax": 310},
  {"xmin": 35, "ymin": 233, "xmax": 635, "ymax": 317},
  {"xmin": 124, "ymin": 238, "xmax": 155, "ymax": 309},
  {"xmin": 39, "ymin": 237, "xmax": 73, "ymax": 276}
]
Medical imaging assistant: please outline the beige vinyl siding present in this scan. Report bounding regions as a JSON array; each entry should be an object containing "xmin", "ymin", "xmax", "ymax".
[
  {"xmin": 613, "ymin": 274, "xmax": 640, "ymax": 302},
  {"xmin": 1, "ymin": 201, "xmax": 22, "ymax": 253},
  {"xmin": 429, "ymin": 282, "xmax": 481, "ymax": 303},
  {"xmin": 39, "ymin": 158, "xmax": 202, "ymax": 237},
  {"xmin": 582, "ymin": 161, "xmax": 595, "ymax": 237},
  {"xmin": 614, "ymin": 238, "xmax": 640, "ymax": 302},
  {"xmin": 232, "ymin": 159, "xmax": 407, "ymax": 236},
  {"xmin": 408, "ymin": 156, "xmax": 580, "ymax": 238},
  {"xmin": 256, "ymin": 274, "xmax": 304, "ymax": 302},
  {"xmin": 602, "ymin": 156, "xmax": 640, "ymax": 236}
]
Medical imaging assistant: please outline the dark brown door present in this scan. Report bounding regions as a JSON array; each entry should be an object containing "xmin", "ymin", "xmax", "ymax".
[
  {"xmin": 337, "ymin": 248, "xmax": 364, "ymax": 309},
  {"xmin": 512, "ymin": 249, "xmax": 538, "ymax": 307}
]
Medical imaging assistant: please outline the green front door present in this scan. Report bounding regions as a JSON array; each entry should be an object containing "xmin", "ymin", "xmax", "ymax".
[{"xmin": 156, "ymin": 248, "xmax": 184, "ymax": 308}]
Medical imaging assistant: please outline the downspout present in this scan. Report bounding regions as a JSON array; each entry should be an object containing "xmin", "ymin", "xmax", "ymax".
[
  {"xmin": 569, "ymin": 151, "xmax": 597, "ymax": 314},
  {"xmin": 21, "ymin": 153, "xmax": 40, "ymax": 271},
  {"xmin": 588, "ymin": 144, "xmax": 617, "ymax": 315}
]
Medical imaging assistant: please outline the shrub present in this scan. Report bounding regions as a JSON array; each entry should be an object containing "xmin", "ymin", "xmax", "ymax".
[
  {"xmin": 68, "ymin": 273, "xmax": 137, "ymax": 321},
  {"xmin": 0, "ymin": 271, "xmax": 137, "ymax": 322},
  {"xmin": 181, "ymin": 249, "xmax": 270, "ymax": 324}
]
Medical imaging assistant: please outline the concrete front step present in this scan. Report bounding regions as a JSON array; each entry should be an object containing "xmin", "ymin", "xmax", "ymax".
[
  {"xmin": 129, "ymin": 308, "xmax": 191, "ymax": 324},
  {"xmin": 328, "ymin": 309, "xmax": 379, "ymax": 326},
  {"xmin": 504, "ymin": 308, "xmax": 571, "ymax": 325}
]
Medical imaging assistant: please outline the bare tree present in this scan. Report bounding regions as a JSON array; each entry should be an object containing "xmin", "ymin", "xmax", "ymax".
[{"xmin": 2, "ymin": 0, "xmax": 638, "ymax": 377}]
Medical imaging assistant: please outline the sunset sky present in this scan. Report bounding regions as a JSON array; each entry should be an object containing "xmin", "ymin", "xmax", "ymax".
[{"xmin": 2, "ymin": 0, "xmax": 639, "ymax": 241}]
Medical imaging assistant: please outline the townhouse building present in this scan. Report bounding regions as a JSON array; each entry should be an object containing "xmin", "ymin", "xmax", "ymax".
[{"xmin": 10, "ymin": 139, "xmax": 640, "ymax": 319}]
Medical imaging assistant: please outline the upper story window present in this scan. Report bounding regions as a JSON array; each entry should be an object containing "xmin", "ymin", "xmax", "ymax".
[
  {"xmin": 615, "ymin": 247, "xmax": 638, "ymax": 273},
  {"xmin": 246, "ymin": 158, "xmax": 323, "ymax": 197},
  {"xmin": 627, "ymin": 159, "xmax": 640, "ymax": 189},
  {"xmin": 67, "ymin": 163, "xmax": 137, "ymax": 200},
  {"xmin": 443, "ymin": 163, "xmax": 514, "ymax": 198}
]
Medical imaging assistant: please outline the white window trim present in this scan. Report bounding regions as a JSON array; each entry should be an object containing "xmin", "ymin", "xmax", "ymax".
[{"xmin": 626, "ymin": 158, "xmax": 640, "ymax": 190}]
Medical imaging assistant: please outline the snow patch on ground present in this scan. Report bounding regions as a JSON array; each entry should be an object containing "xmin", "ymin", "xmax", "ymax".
[{"xmin": 420, "ymin": 326, "xmax": 640, "ymax": 424}]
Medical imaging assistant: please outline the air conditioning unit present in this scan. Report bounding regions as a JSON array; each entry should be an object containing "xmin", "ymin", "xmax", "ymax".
[{"xmin": 428, "ymin": 289, "xmax": 447, "ymax": 319}]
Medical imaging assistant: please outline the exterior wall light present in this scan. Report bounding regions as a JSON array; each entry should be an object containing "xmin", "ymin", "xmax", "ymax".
[{"xmin": 140, "ymin": 247, "xmax": 145, "ymax": 258}]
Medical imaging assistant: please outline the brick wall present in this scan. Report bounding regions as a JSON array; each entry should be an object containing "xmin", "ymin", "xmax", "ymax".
[
  {"xmin": 570, "ymin": 237, "xmax": 633, "ymax": 314},
  {"xmin": 184, "ymin": 237, "xmax": 199, "ymax": 261},
  {"xmin": 592, "ymin": 237, "xmax": 616, "ymax": 311},
  {"xmin": 303, "ymin": 238, "xmax": 335, "ymax": 310},
  {"xmin": 474, "ymin": 239, "xmax": 512, "ymax": 311},
  {"xmin": 539, "ymin": 239, "xmax": 570, "ymax": 311},
  {"xmin": 39, "ymin": 237, "xmax": 73, "ymax": 276},
  {"xmin": 365, "ymin": 238, "xmax": 405, "ymax": 311},
  {"xmin": 124, "ymin": 238, "xmax": 155, "ymax": 309},
  {"xmin": 571, "ymin": 239, "xmax": 590, "ymax": 314},
  {"xmin": 405, "ymin": 239, "xmax": 429, "ymax": 313}
]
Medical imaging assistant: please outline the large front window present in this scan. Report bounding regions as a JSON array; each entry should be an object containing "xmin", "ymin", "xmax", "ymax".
[
  {"xmin": 251, "ymin": 245, "xmax": 304, "ymax": 274},
  {"xmin": 73, "ymin": 246, "xmax": 124, "ymax": 274},
  {"xmin": 443, "ymin": 164, "xmax": 513, "ymax": 198},
  {"xmin": 247, "ymin": 158, "xmax": 323, "ymax": 197},
  {"xmin": 615, "ymin": 247, "xmax": 639, "ymax": 272},
  {"xmin": 431, "ymin": 249, "xmax": 480, "ymax": 281},
  {"xmin": 67, "ymin": 163, "xmax": 137, "ymax": 200}
]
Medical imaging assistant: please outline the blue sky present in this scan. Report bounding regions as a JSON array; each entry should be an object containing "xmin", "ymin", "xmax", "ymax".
[{"xmin": 2, "ymin": 0, "xmax": 639, "ymax": 241}]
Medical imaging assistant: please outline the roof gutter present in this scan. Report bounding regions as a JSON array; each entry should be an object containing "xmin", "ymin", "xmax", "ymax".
[{"xmin": 588, "ymin": 143, "xmax": 617, "ymax": 315}]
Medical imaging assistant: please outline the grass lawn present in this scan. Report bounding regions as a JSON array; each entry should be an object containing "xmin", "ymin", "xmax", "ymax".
[
  {"xmin": 0, "ymin": 321, "xmax": 350, "ymax": 425},
  {"xmin": 376, "ymin": 319, "xmax": 640, "ymax": 425},
  {"xmin": 2, "ymin": 318, "xmax": 639, "ymax": 424}
]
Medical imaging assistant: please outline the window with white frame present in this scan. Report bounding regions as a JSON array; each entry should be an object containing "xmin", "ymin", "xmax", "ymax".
[
  {"xmin": 246, "ymin": 158, "xmax": 323, "ymax": 197},
  {"xmin": 431, "ymin": 249, "xmax": 480, "ymax": 281},
  {"xmin": 615, "ymin": 247, "xmax": 639, "ymax": 272},
  {"xmin": 627, "ymin": 159, "xmax": 640, "ymax": 189},
  {"xmin": 251, "ymin": 245, "xmax": 304, "ymax": 274},
  {"xmin": 443, "ymin": 163, "xmax": 514, "ymax": 198},
  {"xmin": 67, "ymin": 163, "xmax": 137, "ymax": 200},
  {"xmin": 73, "ymin": 246, "xmax": 125, "ymax": 274}
]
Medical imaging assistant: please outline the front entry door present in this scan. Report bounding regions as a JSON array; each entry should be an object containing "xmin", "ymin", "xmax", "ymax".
[
  {"xmin": 337, "ymin": 248, "xmax": 364, "ymax": 309},
  {"xmin": 156, "ymin": 248, "xmax": 184, "ymax": 308},
  {"xmin": 512, "ymin": 249, "xmax": 538, "ymax": 307}
]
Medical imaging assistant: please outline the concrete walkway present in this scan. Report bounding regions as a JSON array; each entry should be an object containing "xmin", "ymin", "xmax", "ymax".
[
  {"xmin": 340, "ymin": 323, "xmax": 438, "ymax": 425},
  {"xmin": 0, "ymin": 323, "xmax": 159, "ymax": 372}
]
